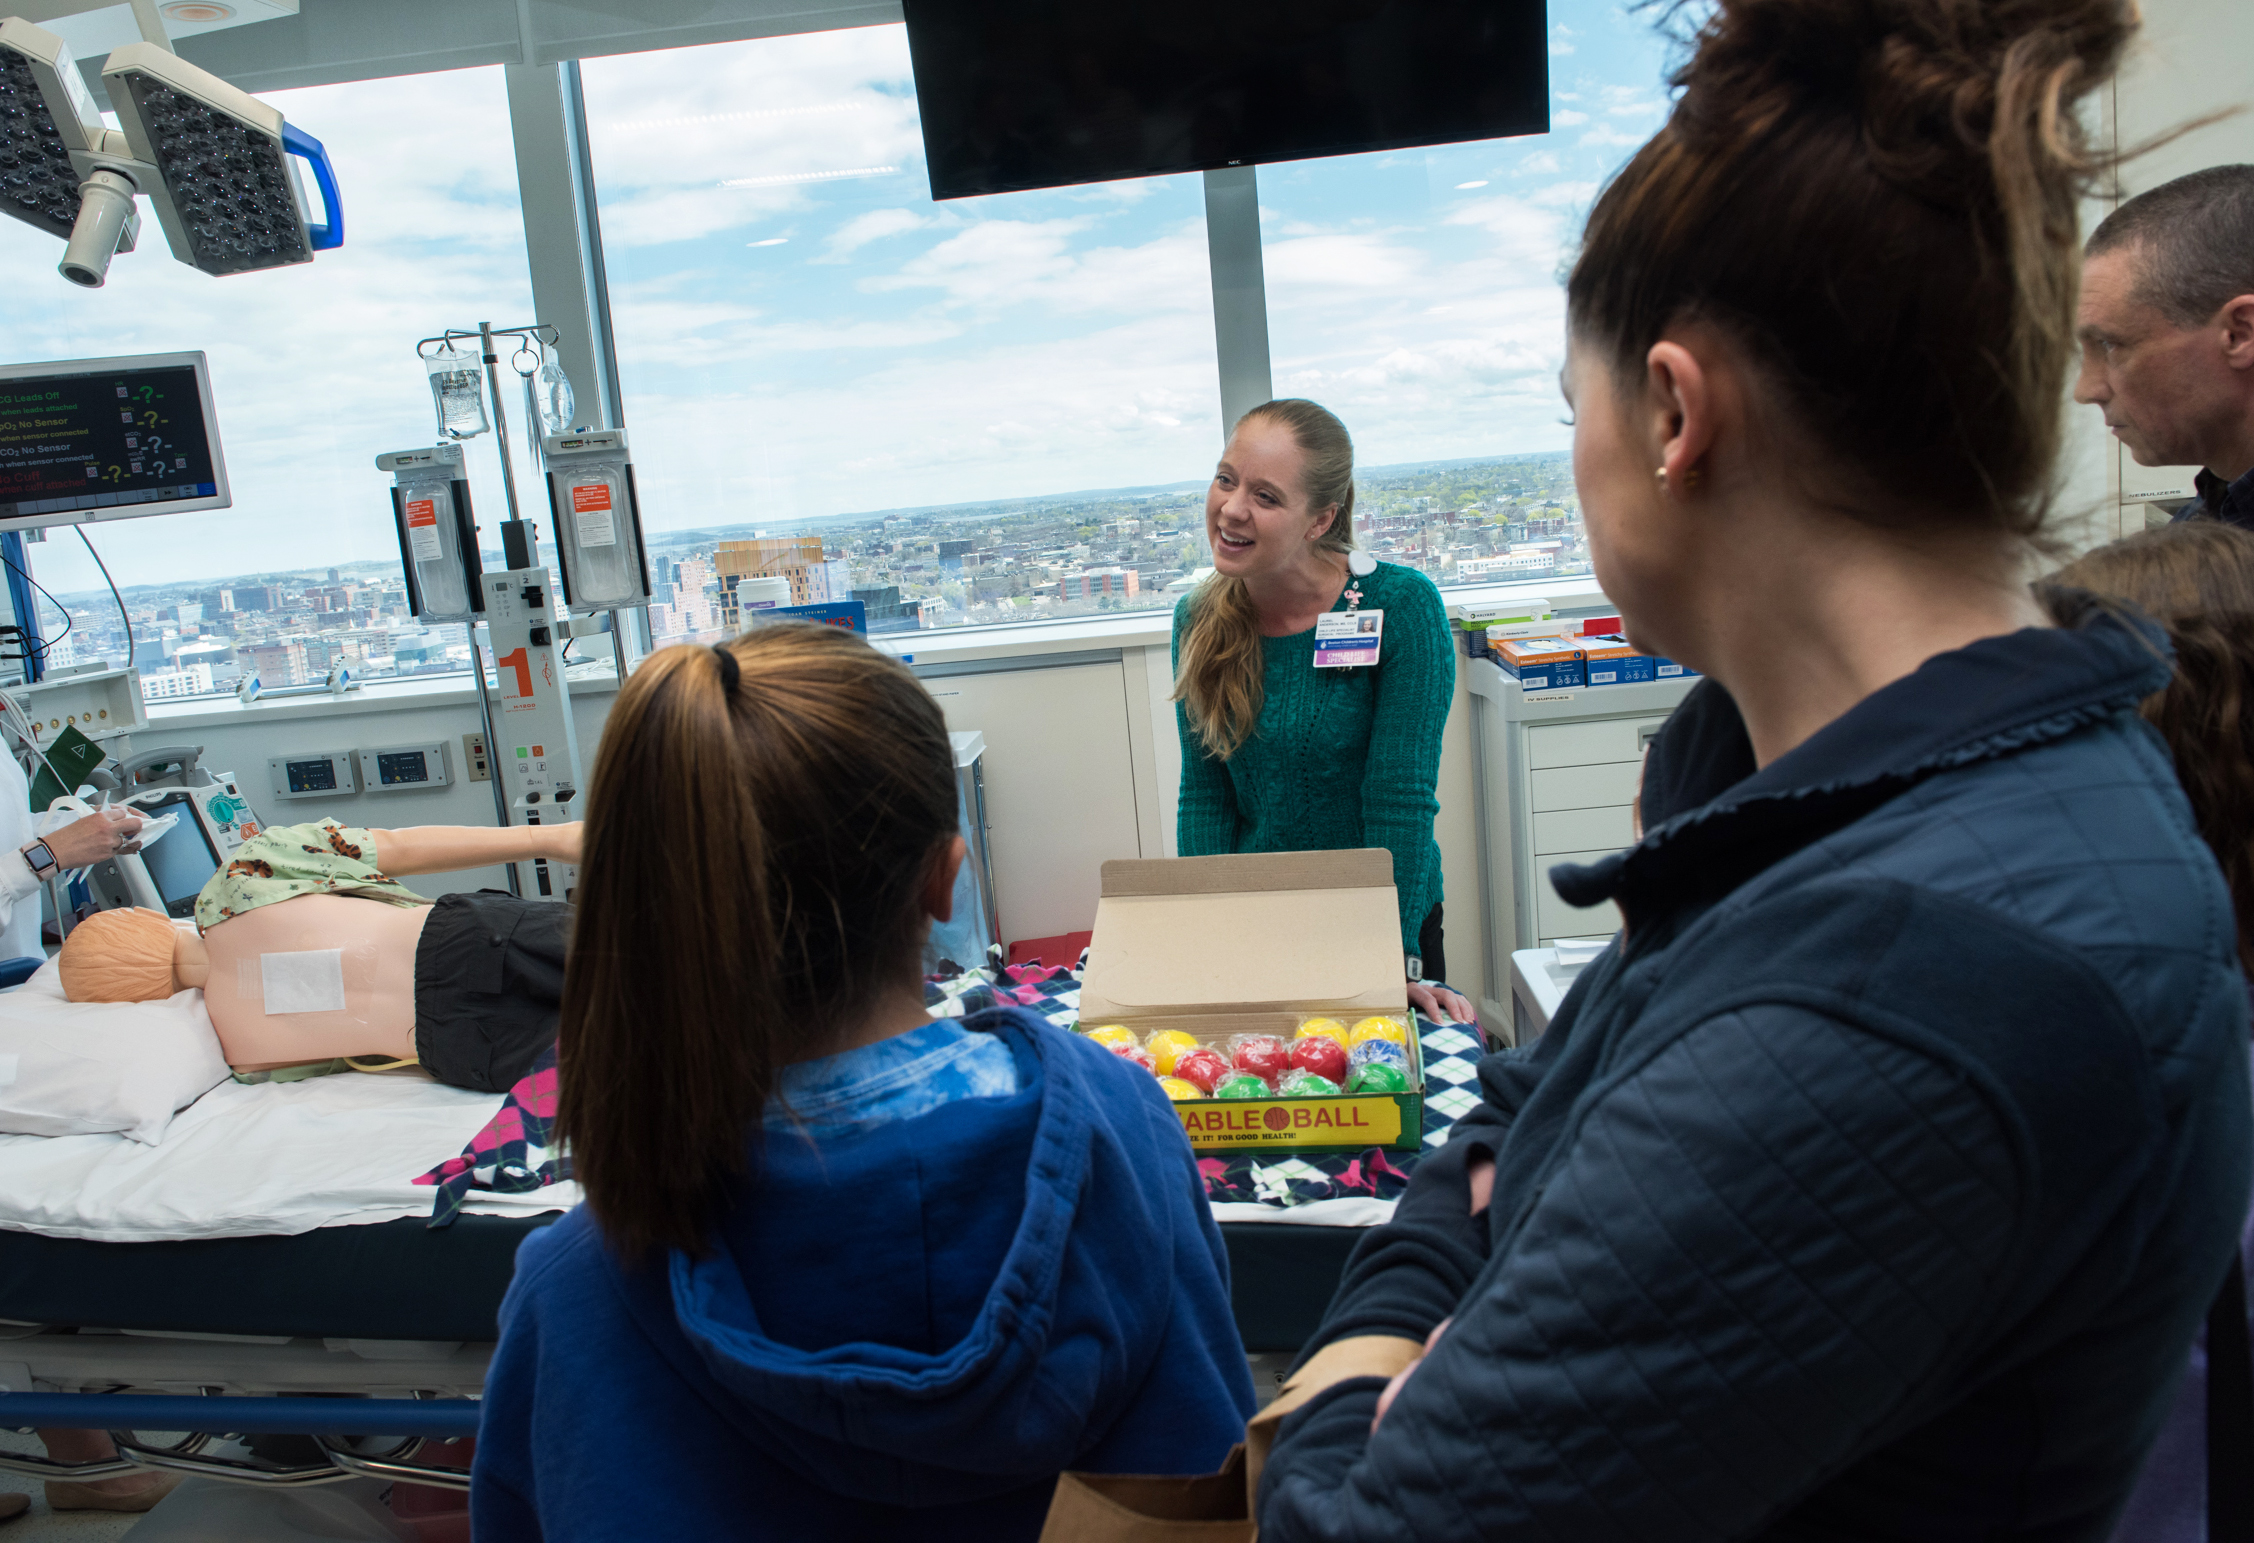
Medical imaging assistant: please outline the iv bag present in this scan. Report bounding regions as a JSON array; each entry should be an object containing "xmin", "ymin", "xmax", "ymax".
[
  {"xmin": 425, "ymin": 352, "xmax": 490, "ymax": 441},
  {"xmin": 535, "ymin": 359, "xmax": 576, "ymax": 437},
  {"xmin": 552, "ymin": 458, "xmax": 641, "ymax": 606}
]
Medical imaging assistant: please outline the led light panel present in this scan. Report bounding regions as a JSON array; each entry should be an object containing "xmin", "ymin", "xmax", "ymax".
[
  {"xmin": 0, "ymin": 46, "xmax": 78, "ymax": 239},
  {"xmin": 112, "ymin": 72, "xmax": 304, "ymax": 274}
]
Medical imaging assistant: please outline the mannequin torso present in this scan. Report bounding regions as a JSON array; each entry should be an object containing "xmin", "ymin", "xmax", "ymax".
[{"xmin": 174, "ymin": 895, "xmax": 431, "ymax": 1069}]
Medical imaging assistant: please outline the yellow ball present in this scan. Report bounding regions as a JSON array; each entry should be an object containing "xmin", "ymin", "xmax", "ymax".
[
  {"xmin": 1084, "ymin": 1025, "xmax": 1138, "ymax": 1054},
  {"xmin": 1296, "ymin": 1017, "xmax": 1348, "ymax": 1048},
  {"xmin": 1157, "ymin": 1076, "xmax": 1204, "ymax": 1102},
  {"xmin": 1145, "ymin": 1029, "xmax": 1201, "ymax": 1075},
  {"xmin": 1349, "ymin": 1016, "xmax": 1410, "ymax": 1047}
]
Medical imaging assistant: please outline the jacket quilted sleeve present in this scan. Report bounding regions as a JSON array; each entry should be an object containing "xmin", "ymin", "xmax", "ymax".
[{"xmin": 1258, "ymin": 1000, "xmax": 2023, "ymax": 1543}]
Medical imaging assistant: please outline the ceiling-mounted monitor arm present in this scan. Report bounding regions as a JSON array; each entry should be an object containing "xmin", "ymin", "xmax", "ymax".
[{"xmin": 125, "ymin": 0, "xmax": 175, "ymax": 53}]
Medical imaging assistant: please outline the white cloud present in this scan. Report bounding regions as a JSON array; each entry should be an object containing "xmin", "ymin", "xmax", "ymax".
[
  {"xmin": 1263, "ymin": 233, "xmax": 1423, "ymax": 291},
  {"xmin": 1531, "ymin": 181, "xmax": 1601, "ymax": 208},
  {"xmin": 1515, "ymin": 151, "xmax": 1562, "ymax": 176},
  {"xmin": 820, "ymin": 207, "xmax": 929, "ymax": 261},
  {"xmin": 1578, "ymin": 125, "xmax": 1646, "ymax": 148},
  {"xmin": 1550, "ymin": 23, "xmax": 1577, "ymax": 54},
  {"xmin": 1553, "ymin": 109, "xmax": 1590, "ymax": 126}
]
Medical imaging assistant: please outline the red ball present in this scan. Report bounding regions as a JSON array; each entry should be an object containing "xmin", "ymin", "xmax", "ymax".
[
  {"xmin": 1288, "ymin": 1035, "xmax": 1348, "ymax": 1084},
  {"xmin": 1232, "ymin": 1035, "xmax": 1289, "ymax": 1082},
  {"xmin": 1175, "ymin": 1049, "xmax": 1230, "ymax": 1093},
  {"xmin": 1123, "ymin": 1049, "xmax": 1156, "ymax": 1073}
]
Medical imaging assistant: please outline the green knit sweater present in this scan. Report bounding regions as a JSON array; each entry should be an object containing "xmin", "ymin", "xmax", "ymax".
[{"xmin": 1171, "ymin": 561, "xmax": 1455, "ymax": 959}]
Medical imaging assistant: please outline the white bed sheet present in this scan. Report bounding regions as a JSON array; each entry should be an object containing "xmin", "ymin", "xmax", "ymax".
[{"xmin": 0, "ymin": 1071, "xmax": 580, "ymax": 1242}]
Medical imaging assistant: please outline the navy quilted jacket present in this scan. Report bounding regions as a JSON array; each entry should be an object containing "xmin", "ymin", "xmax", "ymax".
[{"xmin": 1258, "ymin": 615, "xmax": 2253, "ymax": 1542}]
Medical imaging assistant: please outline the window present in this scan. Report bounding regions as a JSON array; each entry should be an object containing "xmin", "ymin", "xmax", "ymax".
[
  {"xmin": 578, "ymin": 27, "xmax": 1222, "ymax": 637},
  {"xmin": 1258, "ymin": 3, "xmax": 1673, "ymax": 589},
  {"xmin": 0, "ymin": 67, "xmax": 537, "ymax": 693}
]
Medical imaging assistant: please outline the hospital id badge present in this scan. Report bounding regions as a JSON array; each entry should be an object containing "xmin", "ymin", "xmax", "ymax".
[{"xmin": 1313, "ymin": 609, "xmax": 1383, "ymax": 669}]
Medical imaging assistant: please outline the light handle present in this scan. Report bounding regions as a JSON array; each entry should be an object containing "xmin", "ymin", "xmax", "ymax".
[{"xmin": 279, "ymin": 122, "xmax": 342, "ymax": 250}]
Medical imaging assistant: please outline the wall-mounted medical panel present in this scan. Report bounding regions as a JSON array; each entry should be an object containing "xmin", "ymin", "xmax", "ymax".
[
  {"xmin": 267, "ymin": 749, "xmax": 357, "ymax": 801},
  {"xmin": 359, "ymin": 740, "xmax": 451, "ymax": 793}
]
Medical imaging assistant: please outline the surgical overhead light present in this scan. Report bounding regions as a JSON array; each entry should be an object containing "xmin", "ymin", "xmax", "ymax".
[
  {"xmin": 0, "ymin": 16, "xmax": 339, "ymax": 288},
  {"xmin": 104, "ymin": 43, "xmax": 340, "ymax": 278}
]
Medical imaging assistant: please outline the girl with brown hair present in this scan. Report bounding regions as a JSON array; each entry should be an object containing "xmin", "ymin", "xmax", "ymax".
[
  {"xmin": 1256, "ymin": 0, "xmax": 2251, "ymax": 1537},
  {"xmin": 1173, "ymin": 398, "xmax": 1468, "ymax": 1022},
  {"xmin": 2042, "ymin": 521, "xmax": 2254, "ymax": 1543},
  {"xmin": 470, "ymin": 625, "xmax": 1254, "ymax": 1541}
]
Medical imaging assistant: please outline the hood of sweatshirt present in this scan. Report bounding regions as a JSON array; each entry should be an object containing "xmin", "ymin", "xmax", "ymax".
[{"xmin": 642, "ymin": 1006, "xmax": 1202, "ymax": 1508}]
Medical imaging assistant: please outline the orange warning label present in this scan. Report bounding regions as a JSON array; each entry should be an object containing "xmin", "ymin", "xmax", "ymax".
[
  {"xmin": 570, "ymin": 483, "xmax": 612, "ymax": 514},
  {"xmin": 404, "ymin": 498, "xmax": 437, "ymax": 527}
]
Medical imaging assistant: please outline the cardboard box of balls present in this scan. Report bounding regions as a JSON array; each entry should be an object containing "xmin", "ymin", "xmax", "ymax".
[{"xmin": 1076, "ymin": 850, "xmax": 1424, "ymax": 1154}]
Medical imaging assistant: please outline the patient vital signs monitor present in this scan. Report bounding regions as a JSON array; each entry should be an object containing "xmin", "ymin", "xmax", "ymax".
[{"xmin": 0, "ymin": 350, "xmax": 230, "ymax": 531}]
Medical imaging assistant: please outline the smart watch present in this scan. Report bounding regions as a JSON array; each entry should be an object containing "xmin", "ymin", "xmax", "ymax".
[
  {"xmin": 1405, "ymin": 953, "xmax": 1424, "ymax": 984},
  {"xmin": 20, "ymin": 840, "xmax": 57, "ymax": 882}
]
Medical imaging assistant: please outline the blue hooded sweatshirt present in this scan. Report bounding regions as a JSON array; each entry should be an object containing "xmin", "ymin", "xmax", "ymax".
[{"xmin": 472, "ymin": 1007, "xmax": 1256, "ymax": 1541}]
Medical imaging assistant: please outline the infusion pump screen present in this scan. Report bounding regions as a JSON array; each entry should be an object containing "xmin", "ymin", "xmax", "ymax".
[{"xmin": 0, "ymin": 364, "xmax": 219, "ymax": 523}]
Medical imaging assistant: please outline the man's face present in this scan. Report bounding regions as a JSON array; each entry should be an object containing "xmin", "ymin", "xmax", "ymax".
[{"xmin": 2075, "ymin": 246, "xmax": 2243, "ymax": 469}]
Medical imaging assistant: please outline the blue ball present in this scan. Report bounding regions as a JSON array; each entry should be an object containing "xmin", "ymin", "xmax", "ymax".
[{"xmin": 1348, "ymin": 1039, "xmax": 1409, "ymax": 1072}]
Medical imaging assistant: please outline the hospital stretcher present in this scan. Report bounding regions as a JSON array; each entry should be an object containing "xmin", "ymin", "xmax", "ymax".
[{"xmin": 0, "ymin": 994, "xmax": 1476, "ymax": 1492}]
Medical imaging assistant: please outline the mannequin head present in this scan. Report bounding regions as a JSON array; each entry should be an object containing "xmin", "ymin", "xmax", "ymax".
[{"xmin": 58, "ymin": 907, "xmax": 183, "ymax": 1003}]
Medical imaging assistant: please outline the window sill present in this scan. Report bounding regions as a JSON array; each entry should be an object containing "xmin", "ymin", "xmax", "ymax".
[{"xmin": 143, "ymin": 664, "xmax": 622, "ymax": 732}]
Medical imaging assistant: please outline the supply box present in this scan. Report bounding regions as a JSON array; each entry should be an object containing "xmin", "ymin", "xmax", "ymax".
[
  {"xmin": 1489, "ymin": 635, "xmax": 1586, "ymax": 691},
  {"xmin": 1077, "ymin": 850, "xmax": 1423, "ymax": 1153}
]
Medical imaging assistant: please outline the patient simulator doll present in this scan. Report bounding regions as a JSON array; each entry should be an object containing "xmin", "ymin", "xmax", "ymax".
[{"xmin": 54, "ymin": 820, "xmax": 581, "ymax": 1094}]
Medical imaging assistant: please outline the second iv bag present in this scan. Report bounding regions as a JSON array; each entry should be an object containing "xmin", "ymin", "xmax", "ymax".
[
  {"xmin": 425, "ymin": 351, "xmax": 490, "ymax": 441},
  {"xmin": 535, "ymin": 358, "xmax": 575, "ymax": 437}
]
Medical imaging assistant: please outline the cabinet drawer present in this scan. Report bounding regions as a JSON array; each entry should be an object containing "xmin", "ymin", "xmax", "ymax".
[
  {"xmin": 1533, "ymin": 804, "xmax": 1633, "ymax": 856},
  {"xmin": 1527, "ymin": 716, "xmax": 1672, "ymax": 770},
  {"xmin": 1533, "ymin": 846, "xmax": 1625, "ymax": 940},
  {"xmin": 1529, "ymin": 760, "xmax": 1642, "ymax": 812}
]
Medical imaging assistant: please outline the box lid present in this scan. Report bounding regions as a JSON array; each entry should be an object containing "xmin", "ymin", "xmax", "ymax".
[{"xmin": 1080, "ymin": 851, "xmax": 1407, "ymax": 1021}]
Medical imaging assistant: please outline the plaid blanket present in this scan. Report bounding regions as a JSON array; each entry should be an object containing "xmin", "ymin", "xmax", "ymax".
[{"xmin": 414, "ymin": 960, "xmax": 1488, "ymax": 1224}]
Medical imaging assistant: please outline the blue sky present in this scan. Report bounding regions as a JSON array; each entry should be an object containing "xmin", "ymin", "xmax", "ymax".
[{"xmin": 0, "ymin": 4, "xmax": 1673, "ymax": 595}]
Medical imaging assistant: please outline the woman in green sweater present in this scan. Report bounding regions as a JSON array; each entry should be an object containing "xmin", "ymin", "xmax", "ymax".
[{"xmin": 1172, "ymin": 399, "xmax": 1470, "ymax": 1023}]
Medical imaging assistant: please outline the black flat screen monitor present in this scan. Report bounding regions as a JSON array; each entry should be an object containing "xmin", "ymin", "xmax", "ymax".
[
  {"xmin": 134, "ymin": 791, "xmax": 223, "ymax": 921},
  {"xmin": 904, "ymin": 0, "xmax": 1550, "ymax": 200},
  {"xmin": 0, "ymin": 350, "xmax": 230, "ymax": 532}
]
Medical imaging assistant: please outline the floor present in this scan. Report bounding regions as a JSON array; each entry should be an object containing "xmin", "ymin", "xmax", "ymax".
[{"xmin": 0, "ymin": 1432, "xmax": 138, "ymax": 1542}]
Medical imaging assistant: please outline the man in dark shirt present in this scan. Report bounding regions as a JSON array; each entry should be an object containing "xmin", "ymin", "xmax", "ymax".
[{"xmin": 2075, "ymin": 164, "xmax": 2254, "ymax": 528}]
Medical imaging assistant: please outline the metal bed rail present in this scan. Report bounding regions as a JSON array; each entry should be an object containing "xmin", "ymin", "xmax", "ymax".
[{"xmin": 0, "ymin": 1392, "xmax": 479, "ymax": 1492}]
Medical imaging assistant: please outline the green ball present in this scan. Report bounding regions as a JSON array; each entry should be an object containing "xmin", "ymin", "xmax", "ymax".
[
  {"xmin": 1214, "ymin": 1072, "xmax": 1271, "ymax": 1099},
  {"xmin": 1347, "ymin": 1062, "xmax": 1411, "ymax": 1095}
]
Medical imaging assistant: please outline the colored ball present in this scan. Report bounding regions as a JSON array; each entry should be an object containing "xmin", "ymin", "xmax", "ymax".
[
  {"xmin": 1296, "ymin": 1016, "xmax": 1348, "ymax": 1048},
  {"xmin": 1349, "ymin": 1016, "xmax": 1410, "ymax": 1047},
  {"xmin": 1349, "ymin": 1039, "xmax": 1410, "ymax": 1073},
  {"xmin": 1174, "ymin": 1049, "xmax": 1231, "ymax": 1094},
  {"xmin": 1279, "ymin": 1069, "xmax": 1340, "ymax": 1097},
  {"xmin": 1145, "ymin": 1029, "xmax": 1201, "ymax": 1075},
  {"xmin": 1123, "ymin": 1049, "xmax": 1156, "ymax": 1073},
  {"xmin": 1231, "ymin": 1035, "xmax": 1289, "ymax": 1082},
  {"xmin": 1287, "ymin": 1035, "xmax": 1348, "ymax": 1083},
  {"xmin": 1346, "ymin": 1062, "xmax": 1411, "ymax": 1095},
  {"xmin": 1214, "ymin": 1072, "xmax": 1272, "ymax": 1099},
  {"xmin": 1157, "ymin": 1076, "xmax": 1204, "ymax": 1102},
  {"xmin": 1084, "ymin": 1025, "xmax": 1138, "ymax": 1055}
]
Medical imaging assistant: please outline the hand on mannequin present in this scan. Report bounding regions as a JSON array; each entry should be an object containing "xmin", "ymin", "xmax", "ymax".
[
  {"xmin": 39, "ymin": 807, "xmax": 144, "ymax": 870},
  {"xmin": 1408, "ymin": 980, "xmax": 1475, "ymax": 1024}
]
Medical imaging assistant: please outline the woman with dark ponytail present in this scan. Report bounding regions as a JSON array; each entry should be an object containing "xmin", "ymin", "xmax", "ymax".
[
  {"xmin": 1257, "ymin": 1, "xmax": 2252, "ymax": 1538},
  {"xmin": 471, "ymin": 625, "xmax": 1254, "ymax": 1541}
]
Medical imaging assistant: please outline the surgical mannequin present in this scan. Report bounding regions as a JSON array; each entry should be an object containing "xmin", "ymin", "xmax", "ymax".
[{"xmin": 60, "ymin": 822, "xmax": 581, "ymax": 1085}]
